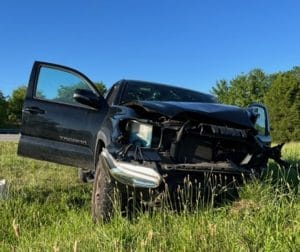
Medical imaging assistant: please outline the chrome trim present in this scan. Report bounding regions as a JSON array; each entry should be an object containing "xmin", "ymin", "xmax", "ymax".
[{"xmin": 100, "ymin": 148, "xmax": 162, "ymax": 188}]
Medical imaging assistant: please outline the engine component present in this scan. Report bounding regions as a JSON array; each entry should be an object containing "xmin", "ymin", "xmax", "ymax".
[{"xmin": 127, "ymin": 120, "xmax": 153, "ymax": 147}]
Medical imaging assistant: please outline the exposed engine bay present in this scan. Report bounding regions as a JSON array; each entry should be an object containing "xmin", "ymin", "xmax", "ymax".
[
  {"xmin": 106, "ymin": 101, "xmax": 285, "ymax": 180},
  {"xmin": 114, "ymin": 119, "xmax": 262, "ymax": 174}
]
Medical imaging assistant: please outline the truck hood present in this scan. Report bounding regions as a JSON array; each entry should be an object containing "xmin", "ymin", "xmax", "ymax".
[{"xmin": 126, "ymin": 101, "xmax": 254, "ymax": 128}]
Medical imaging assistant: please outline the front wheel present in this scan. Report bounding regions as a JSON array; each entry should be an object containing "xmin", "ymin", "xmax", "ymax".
[{"xmin": 92, "ymin": 155, "xmax": 115, "ymax": 222}]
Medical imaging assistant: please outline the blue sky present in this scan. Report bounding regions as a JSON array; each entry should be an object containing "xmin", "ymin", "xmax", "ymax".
[{"xmin": 1, "ymin": 0, "xmax": 300, "ymax": 97}]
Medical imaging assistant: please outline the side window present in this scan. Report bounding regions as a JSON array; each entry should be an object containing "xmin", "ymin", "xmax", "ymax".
[{"xmin": 35, "ymin": 66, "xmax": 94, "ymax": 106}]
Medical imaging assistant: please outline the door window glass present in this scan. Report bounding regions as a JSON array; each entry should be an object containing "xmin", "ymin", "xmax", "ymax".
[{"xmin": 35, "ymin": 67, "xmax": 93, "ymax": 105}]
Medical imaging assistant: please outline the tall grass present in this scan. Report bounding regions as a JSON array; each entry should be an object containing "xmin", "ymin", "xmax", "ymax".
[{"xmin": 0, "ymin": 142, "xmax": 299, "ymax": 251}]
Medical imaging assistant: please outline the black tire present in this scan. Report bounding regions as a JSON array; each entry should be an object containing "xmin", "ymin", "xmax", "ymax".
[
  {"xmin": 78, "ymin": 168, "xmax": 94, "ymax": 183},
  {"xmin": 92, "ymin": 155, "xmax": 114, "ymax": 222}
]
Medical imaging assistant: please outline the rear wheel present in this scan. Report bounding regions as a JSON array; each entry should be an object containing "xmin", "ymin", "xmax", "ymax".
[
  {"xmin": 92, "ymin": 155, "xmax": 114, "ymax": 222},
  {"xmin": 78, "ymin": 168, "xmax": 94, "ymax": 183}
]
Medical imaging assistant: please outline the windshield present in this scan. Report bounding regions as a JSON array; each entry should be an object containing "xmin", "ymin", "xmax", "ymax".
[{"xmin": 120, "ymin": 81, "xmax": 216, "ymax": 104}]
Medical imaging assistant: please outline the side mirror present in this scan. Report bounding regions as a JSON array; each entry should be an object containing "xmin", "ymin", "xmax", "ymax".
[
  {"xmin": 73, "ymin": 89, "xmax": 102, "ymax": 109},
  {"xmin": 248, "ymin": 103, "xmax": 270, "ymax": 136}
]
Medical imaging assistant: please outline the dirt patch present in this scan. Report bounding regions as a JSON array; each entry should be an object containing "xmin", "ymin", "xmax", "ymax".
[{"xmin": 229, "ymin": 199, "xmax": 260, "ymax": 215}]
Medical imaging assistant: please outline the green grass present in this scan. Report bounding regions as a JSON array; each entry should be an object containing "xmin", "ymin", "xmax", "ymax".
[{"xmin": 0, "ymin": 142, "xmax": 299, "ymax": 251}]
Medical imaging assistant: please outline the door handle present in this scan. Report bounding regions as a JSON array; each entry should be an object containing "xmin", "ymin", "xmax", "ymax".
[{"xmin": 24, "ymin": 107, "xmax": 45, "ymax": 114}]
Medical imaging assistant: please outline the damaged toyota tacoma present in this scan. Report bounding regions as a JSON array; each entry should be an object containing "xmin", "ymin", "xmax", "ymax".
[{"xmin": 18, "ymin": 61, "xmax": 285, "ymax": 220}]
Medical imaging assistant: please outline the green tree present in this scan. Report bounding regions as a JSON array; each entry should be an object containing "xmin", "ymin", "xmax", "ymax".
[
  {"xmin": 7, "ymin": 86, "xmax": 27, "ymax": 126},
  {"xmin": 264, "ymin": 69, "xmax": 300, "ymax": 142},
  {"xmin": 211, "ymin": 80, "xmax": 230, "ymax": 104},
  {"xmin": 94, "ymin": 82, "xmax": 106, "ymax": 96},
  {"xmin": 0, "ymin": 90, "xmax": 8, "ymax": 127},
  {"xmin": 212, "ymin": 69, "xmax": 270, "ymax": 107}
]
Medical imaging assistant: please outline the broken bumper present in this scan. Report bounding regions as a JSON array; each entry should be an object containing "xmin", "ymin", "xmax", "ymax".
[{"xmin": 100, "ymin": 148, "xmax": 163, "ymax": 188}]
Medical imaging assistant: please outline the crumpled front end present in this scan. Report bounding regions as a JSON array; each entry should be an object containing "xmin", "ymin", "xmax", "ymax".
[{"xmin": 101, "ymin": 103, "xmax": 285, "ymax": 190}]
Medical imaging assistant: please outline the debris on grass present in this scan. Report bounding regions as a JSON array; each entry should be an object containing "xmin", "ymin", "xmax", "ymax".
[{"xmin": 0, "ymin": 179, "xmax": 8, "ymax": 200}]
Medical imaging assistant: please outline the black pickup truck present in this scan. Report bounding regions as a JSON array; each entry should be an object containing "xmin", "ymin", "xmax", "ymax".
[{"xmin": 18, "ymin": 61, "xmax": 284, "ymax": 221}]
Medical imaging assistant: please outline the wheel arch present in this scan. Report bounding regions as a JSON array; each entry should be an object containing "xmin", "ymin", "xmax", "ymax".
[{"xmin": 94, "ymin": 139, "xmax": 105, "ymax": 169}]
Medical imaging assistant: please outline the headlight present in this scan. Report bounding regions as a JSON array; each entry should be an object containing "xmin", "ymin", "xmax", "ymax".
[{"xmin": 126, "ymin": 120, "xmax": 153, "ymax": 147}]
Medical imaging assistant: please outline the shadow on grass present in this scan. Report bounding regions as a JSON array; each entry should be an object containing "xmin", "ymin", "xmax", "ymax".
[
  {"xmin": 261, "ymin": 159, "xmax": 300, "ymax": 193},
  {"xmin": 141, "ymin": 159, "xmax": 300, "ymax": 217},
  {"xmin": 116, "ymin": 173, "xmax": 244, "ymax": 221}
]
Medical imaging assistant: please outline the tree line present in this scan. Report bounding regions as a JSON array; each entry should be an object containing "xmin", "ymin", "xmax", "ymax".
[
  {"xmin": 0, "ymin": 86, "xmax": 27, "ymax": 128},
  {"xmin": 1, "ymin": 68, "xmax": 299, "ymax": 142},
  {"xmin": 212, "ymin": 67, "xmax": 300, "ymax": 142}
]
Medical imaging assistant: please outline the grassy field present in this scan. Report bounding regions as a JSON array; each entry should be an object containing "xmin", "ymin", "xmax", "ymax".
[{"xmin": 0, "ymin": 142, "xmax": 299, "ymax": 251}]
